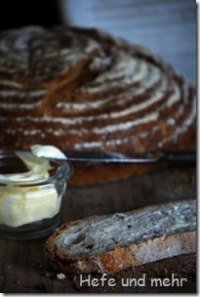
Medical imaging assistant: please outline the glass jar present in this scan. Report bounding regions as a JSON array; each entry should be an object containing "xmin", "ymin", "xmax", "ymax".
[{"xmin": 0, "ymin": 152, "xmax": 72, "ymax": 240}]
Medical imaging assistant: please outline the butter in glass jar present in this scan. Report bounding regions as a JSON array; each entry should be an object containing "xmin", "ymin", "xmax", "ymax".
[{"xmin": 0, "ymin": 150, "xmax": 72, "ymax": 240}]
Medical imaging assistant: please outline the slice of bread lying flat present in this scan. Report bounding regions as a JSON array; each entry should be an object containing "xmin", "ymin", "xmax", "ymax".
[{"xmin": 45, "ymin": 200, "xmax": 196, "ymax": 275}]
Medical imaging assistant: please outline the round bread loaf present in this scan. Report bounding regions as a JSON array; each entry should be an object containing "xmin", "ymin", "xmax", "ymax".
[{"xmin": 0, "ymin": 26, "xmax": 196, "ymax": 184}]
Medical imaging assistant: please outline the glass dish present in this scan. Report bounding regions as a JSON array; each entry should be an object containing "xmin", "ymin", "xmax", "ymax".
[{"xmin": 0, "ymin": 152, "xmax": 72, "ymax": 240}]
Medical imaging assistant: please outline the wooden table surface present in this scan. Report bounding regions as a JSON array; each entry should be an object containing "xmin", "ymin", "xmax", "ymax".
[{"xmin": 0, "ymin": 163, "xmax": 196, "ymax": 293}]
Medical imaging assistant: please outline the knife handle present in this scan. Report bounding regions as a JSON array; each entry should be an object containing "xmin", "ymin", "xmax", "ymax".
[{"xmin": 161, "ymin": 150, "xmax": 196, "ymax": 162}]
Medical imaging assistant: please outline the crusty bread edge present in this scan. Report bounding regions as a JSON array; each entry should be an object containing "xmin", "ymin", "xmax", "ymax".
[{"xmin": 45, "ymin": 219, "xmax": 196, "ymax": 275}]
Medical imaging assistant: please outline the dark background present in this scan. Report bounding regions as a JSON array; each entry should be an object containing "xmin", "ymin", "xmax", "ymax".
[
  {"xmin": 0, "ymin": 1, "xmax": 61, "ymax": 31},
  {"xmin": 0, "ymin": 0, "xmax": 196, "ymax": 83}
]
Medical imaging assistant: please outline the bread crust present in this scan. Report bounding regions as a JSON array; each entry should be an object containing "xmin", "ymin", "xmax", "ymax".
[{"xmin": 45, "ymin": 230, "xmax": 195, "ymax": 275}]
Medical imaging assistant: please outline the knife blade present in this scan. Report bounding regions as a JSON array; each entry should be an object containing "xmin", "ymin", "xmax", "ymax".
[{"xmin": 64, "ymin": 150, "xmax": 196, "ymax": 164}]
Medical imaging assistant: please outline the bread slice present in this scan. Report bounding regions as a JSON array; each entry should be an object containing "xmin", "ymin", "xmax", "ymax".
[{"xmin": 45, "ymin": 200, "xmax": 196, "ymax": 275}]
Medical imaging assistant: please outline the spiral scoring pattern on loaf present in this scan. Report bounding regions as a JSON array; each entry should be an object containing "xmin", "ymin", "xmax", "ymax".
[{"xmin": 0, "ymin": 26, "xmax": 196, "ymax": 152}]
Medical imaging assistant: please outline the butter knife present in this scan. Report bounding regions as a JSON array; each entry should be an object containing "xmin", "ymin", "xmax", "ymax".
[{"xmin": 64, "ymin": 150, "xmax": 196, "ymax": 163}]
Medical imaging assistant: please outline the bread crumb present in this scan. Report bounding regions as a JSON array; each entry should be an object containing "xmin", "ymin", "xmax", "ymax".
[{"xmin": 56, "ymin": 273, "xmax": 66, "ymax": 280}]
